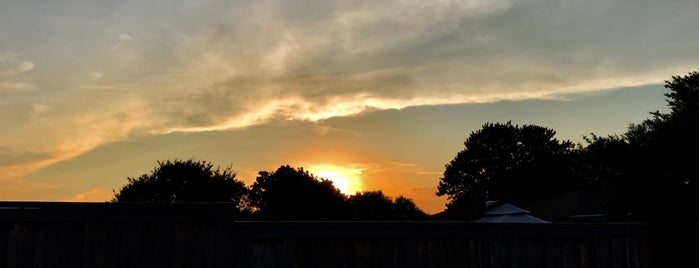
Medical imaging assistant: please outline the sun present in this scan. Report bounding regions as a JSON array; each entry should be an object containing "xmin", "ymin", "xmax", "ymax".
[{"xmin": 308, "ymin": 164, "xmax": 363, "ymax": 195}]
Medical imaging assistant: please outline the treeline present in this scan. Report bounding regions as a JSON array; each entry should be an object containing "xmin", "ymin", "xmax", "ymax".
[
  {"xmin": 113, "ymin": 162, "xmax": 427, "ymax": 221},
  {"xmin": 437, "ymin": 70, "xmax": 699, "ymax": 223},
  {"xmin": 112, "ymin": 70, "xmax": 699, "ymax": 223}
]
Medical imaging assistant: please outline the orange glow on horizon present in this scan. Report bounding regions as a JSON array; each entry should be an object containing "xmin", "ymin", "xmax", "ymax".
[{"xmin": 307, "ymin": 164, "xmax": 364, "ymax": 195}]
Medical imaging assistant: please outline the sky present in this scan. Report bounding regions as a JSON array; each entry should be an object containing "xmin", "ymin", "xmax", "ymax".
[{"xmin": 1, "ymin": 0, "xmax": 697, "ymax": 213}]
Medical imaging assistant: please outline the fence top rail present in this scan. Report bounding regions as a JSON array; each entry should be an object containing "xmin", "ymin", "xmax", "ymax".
[
  {"xmin": 0, "ymin": 202, "xmax": 652, "ymax": 237},
  {"xmin": 0, "ymin": 201, "xmax": 238, "ymax": 209},
  {"xmin": 0, "ymin": 201, "xmax": 241, "ymax": 221}
]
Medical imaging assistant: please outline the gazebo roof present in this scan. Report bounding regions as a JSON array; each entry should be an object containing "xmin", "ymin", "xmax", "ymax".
[{"xmin": 475, "ymin": 201, "xmax": 550, "ymax": 223}]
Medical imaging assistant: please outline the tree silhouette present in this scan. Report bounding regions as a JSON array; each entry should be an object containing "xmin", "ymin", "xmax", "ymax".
[
  {"xmin": 393, "ymin": 196, "xmax": 428, "ymax": 220},
  {"xmin": 579, "ymin": 134, "xmax": 637, "ymax": 219},
  {"xmin": 347, "ymin": 191, "xmax": 427, "ymax": 220},
  {"xmin": 348, "ymin": 191, "xmax": 394, "ymax": 220},
  {"xmin": 113, "ymin": 160, "xmax": 247, "ymax": 208},
  {"xmin": 437, "ymin": 122, "xmax": 579, "ymax": 219},
  {"xmin": 586, "ymin": 70, "xmax": 699, "ymax": 222},
  {"xmin": 249, "ymin": 165, "xmax": 348, "ymax": 220}
]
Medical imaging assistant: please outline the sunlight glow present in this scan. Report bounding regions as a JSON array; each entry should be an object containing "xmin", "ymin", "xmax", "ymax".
[{"xmin": 308, "ymin": 164, "xmax": 364, "ymax": 194}]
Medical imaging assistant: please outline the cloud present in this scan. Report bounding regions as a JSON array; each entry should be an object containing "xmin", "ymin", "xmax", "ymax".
[
  {"xmin": 0, "ymin": 81, "xmax": 33, "ymax": 91},
  {"xmin": 87, "ymin": 72, "xmax": 103, "ymax": 79},
  {"xmin": 1, "ymin": 0, "xmax": 699, "ymax": 184},
  {"xmin": 312, "ymin": 125, "xmax": 361, "ymax": 137},
  {"xmin": 0, "ymin": 146, "xmax": 49, "ymax": 166},
  {"xmin": 16, "ymin": 61, "xmax": 34, "ymax": 73},
  {"xmin": 0, "ymin": 60, "xmax": 33, "ymax": 75},
  {"xmin": 31, "ymin": 103, "xmax": 50, "ymax": 114},
  {"xmin": 67, "ymin": 188, "xmax": 114, "ymax": 202},
  {"xmin": 118, "ymin": 33, "xmax": 131, "ymax": 41},
  {"xmin": 144, "ymin": 0, "xmax": 697, "ymax": 133},
  {"xmin": 0, "ymin": 95, "xmax": 148, "ymax": 180},
  {"xmin": 111, "ymin": 33, "xmax": 132, "ymax": 49},
  {"xmin": 0, "ymin": 58, "xmax": 35, "ymax": 92}
]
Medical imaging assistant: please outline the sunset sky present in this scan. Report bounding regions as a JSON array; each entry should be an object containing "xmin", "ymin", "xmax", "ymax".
[{"xmin": 1, "ymin": 0, "xmax": 697, "ymax": 213}]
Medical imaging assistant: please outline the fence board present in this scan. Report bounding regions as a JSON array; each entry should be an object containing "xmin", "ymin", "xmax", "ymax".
[
  {"xmin": 6, "ymin": 223, "xmax": 34, "ymax": 268},
  {"xmin": 525, "ymin": 238, "xmax": 544, "ymax": 268},
  {"xmin": 0, "ymin": 223, "xmax": 9, "ymax": 267}
]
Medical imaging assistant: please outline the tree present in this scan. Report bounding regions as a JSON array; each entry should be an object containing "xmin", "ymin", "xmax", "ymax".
[
  {"xmin": 248, "ymin": 165, "xmax": 348, "ymax": 220},
  {"xmin": 393, "ymin": 196, "xmax": 428, "ymax": 220},
  {"xmin": 436, "ymin": 122, "xmax": 578, "ymax": 219},
  {"xmin": 113, "ymin": 159, "xmax": 247, "ymax": 209},
  {"xmin": 585, "ymin": 70, "xmax": 699, "ymax": 222},
  {"xmin": 347, "ymin": 191, "xmax": 394, "ymax": 220},
  {"xmin": 579, "ymin": 134, "xmax": 638, "ymax": 219},
  {"xmin": 347, "ymin": 191, "xmax": 427, "ymax": 220}
]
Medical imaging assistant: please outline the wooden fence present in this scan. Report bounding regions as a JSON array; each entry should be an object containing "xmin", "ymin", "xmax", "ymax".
[{"xmin": 0, "ymin": 202, "xmax": 678, "ymax": 268}]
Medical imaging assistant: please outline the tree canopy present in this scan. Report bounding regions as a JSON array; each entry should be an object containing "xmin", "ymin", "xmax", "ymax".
[
  {"xmin": 249, "ymin": 165, "xmax": 348, "ymax": 220},
  {"xmin": 583, "ymin": 70, "xmax": 699, "ymax": 222},
  {"xmin": 113, "ymin": 160, "xmax": 247, "ymax": 209},
  {"xmin": 437, "ymin": 122, "xmax": 579, "ymax": 219},
  {"xmin": 347, "ymin": 191, "xmax": 427, "ymax": 220},
  {"xmin": 113, "ymin": 161, "xmax": 428, "ymax": 220}
]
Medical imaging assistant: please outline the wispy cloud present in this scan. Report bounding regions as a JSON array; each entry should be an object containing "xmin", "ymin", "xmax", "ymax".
[
  {"xmin": 87, "ymin": 72, "xmax": 103, "ymax": 79},
  {"xmin": 312, "ymin": 125, "xmax": 361, "ymax": 137},
  {"xmin": 136, "ymin": 0, "xmax": 696, "ymax": 134},
  {"xmin": 0, "ymin": 0, "xmax": 698, "ymax": 192},
  {"xmin": 0, "ymin": 58, "xmax": 35, "ymax": 92},
  {"xmin": 66, "ymin": 188, "xmax": 113, "ymax": 202},
  {"xmin": 0, "ymin": 146, "xmax": 48, "ymax": 167},
  {"xmin": 16, "ymin": 61, "xmax": 33, "ymax": 73},
  {"xmin": 0, "ymin": 95, "xmax": 148, "ymax": 180},
  {"xmin": 111, "ymin": 33, "xmax": 132, "ymax": 49},
  {"xmin": 0, "ymin": 59, "xmax": 32, "ymax": 74}
]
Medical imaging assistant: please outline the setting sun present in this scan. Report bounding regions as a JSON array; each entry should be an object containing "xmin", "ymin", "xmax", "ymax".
[{"xmin": 308, "ymin": 164, "xmax": 364, "ymax": 195}]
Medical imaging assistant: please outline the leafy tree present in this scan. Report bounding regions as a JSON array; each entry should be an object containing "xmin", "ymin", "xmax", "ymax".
[
  {"xmin": 579, "ymin": 134, "xmax": 639, "ymax": 219},
  {"xmin": 393, "ymin": 196, "xmax": 428, "ymax": 220},
  {"xmin": 347, "ymin": 191, "xmax": 394, "ymax": 220},
  {"xmin": 249, "ymin": 165, "xmax": 348, "ymax": 220},
  {"xmin": 586, "ymin": 70, "xmax": 699, "ymax": 222},
  {"xmin": 347, "ymin": 191, "xmax": 427, "ymax": 220},
  {"xmin": 436, "ymin": 122, "xmax": 579, "ymax": 219},
  {"xmin": 113, "ymin": 159, "xmax": 248, "ymax": 209}
]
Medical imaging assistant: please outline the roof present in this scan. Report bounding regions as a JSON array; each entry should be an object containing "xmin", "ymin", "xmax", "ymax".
[
  {"xmin": 475, "ymin": 214, "xmax": 550, "ymax": 223},
  {"xmin": 475, "ymin": 201, "xmax": 550, "ymax": 224},
  {"xmin": 484, "ymin": 202, "xmax": 531, "ymax": 215}
]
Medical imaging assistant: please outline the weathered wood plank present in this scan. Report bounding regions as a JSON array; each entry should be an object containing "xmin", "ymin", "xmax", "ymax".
[
  {"xmin": 544, "ymin": 237, "xmax": 561, "ymax": 268},
  {"xmin": 525, "ymin": 238, "xmax": 545, "ymax": 268},
  {"xmin": 0, "ymin": 223, "xmax": 10, "ymax": 267},
  {"xmin": 6, "ymin": 223, "xmax": 35, "ymax": 268}
]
